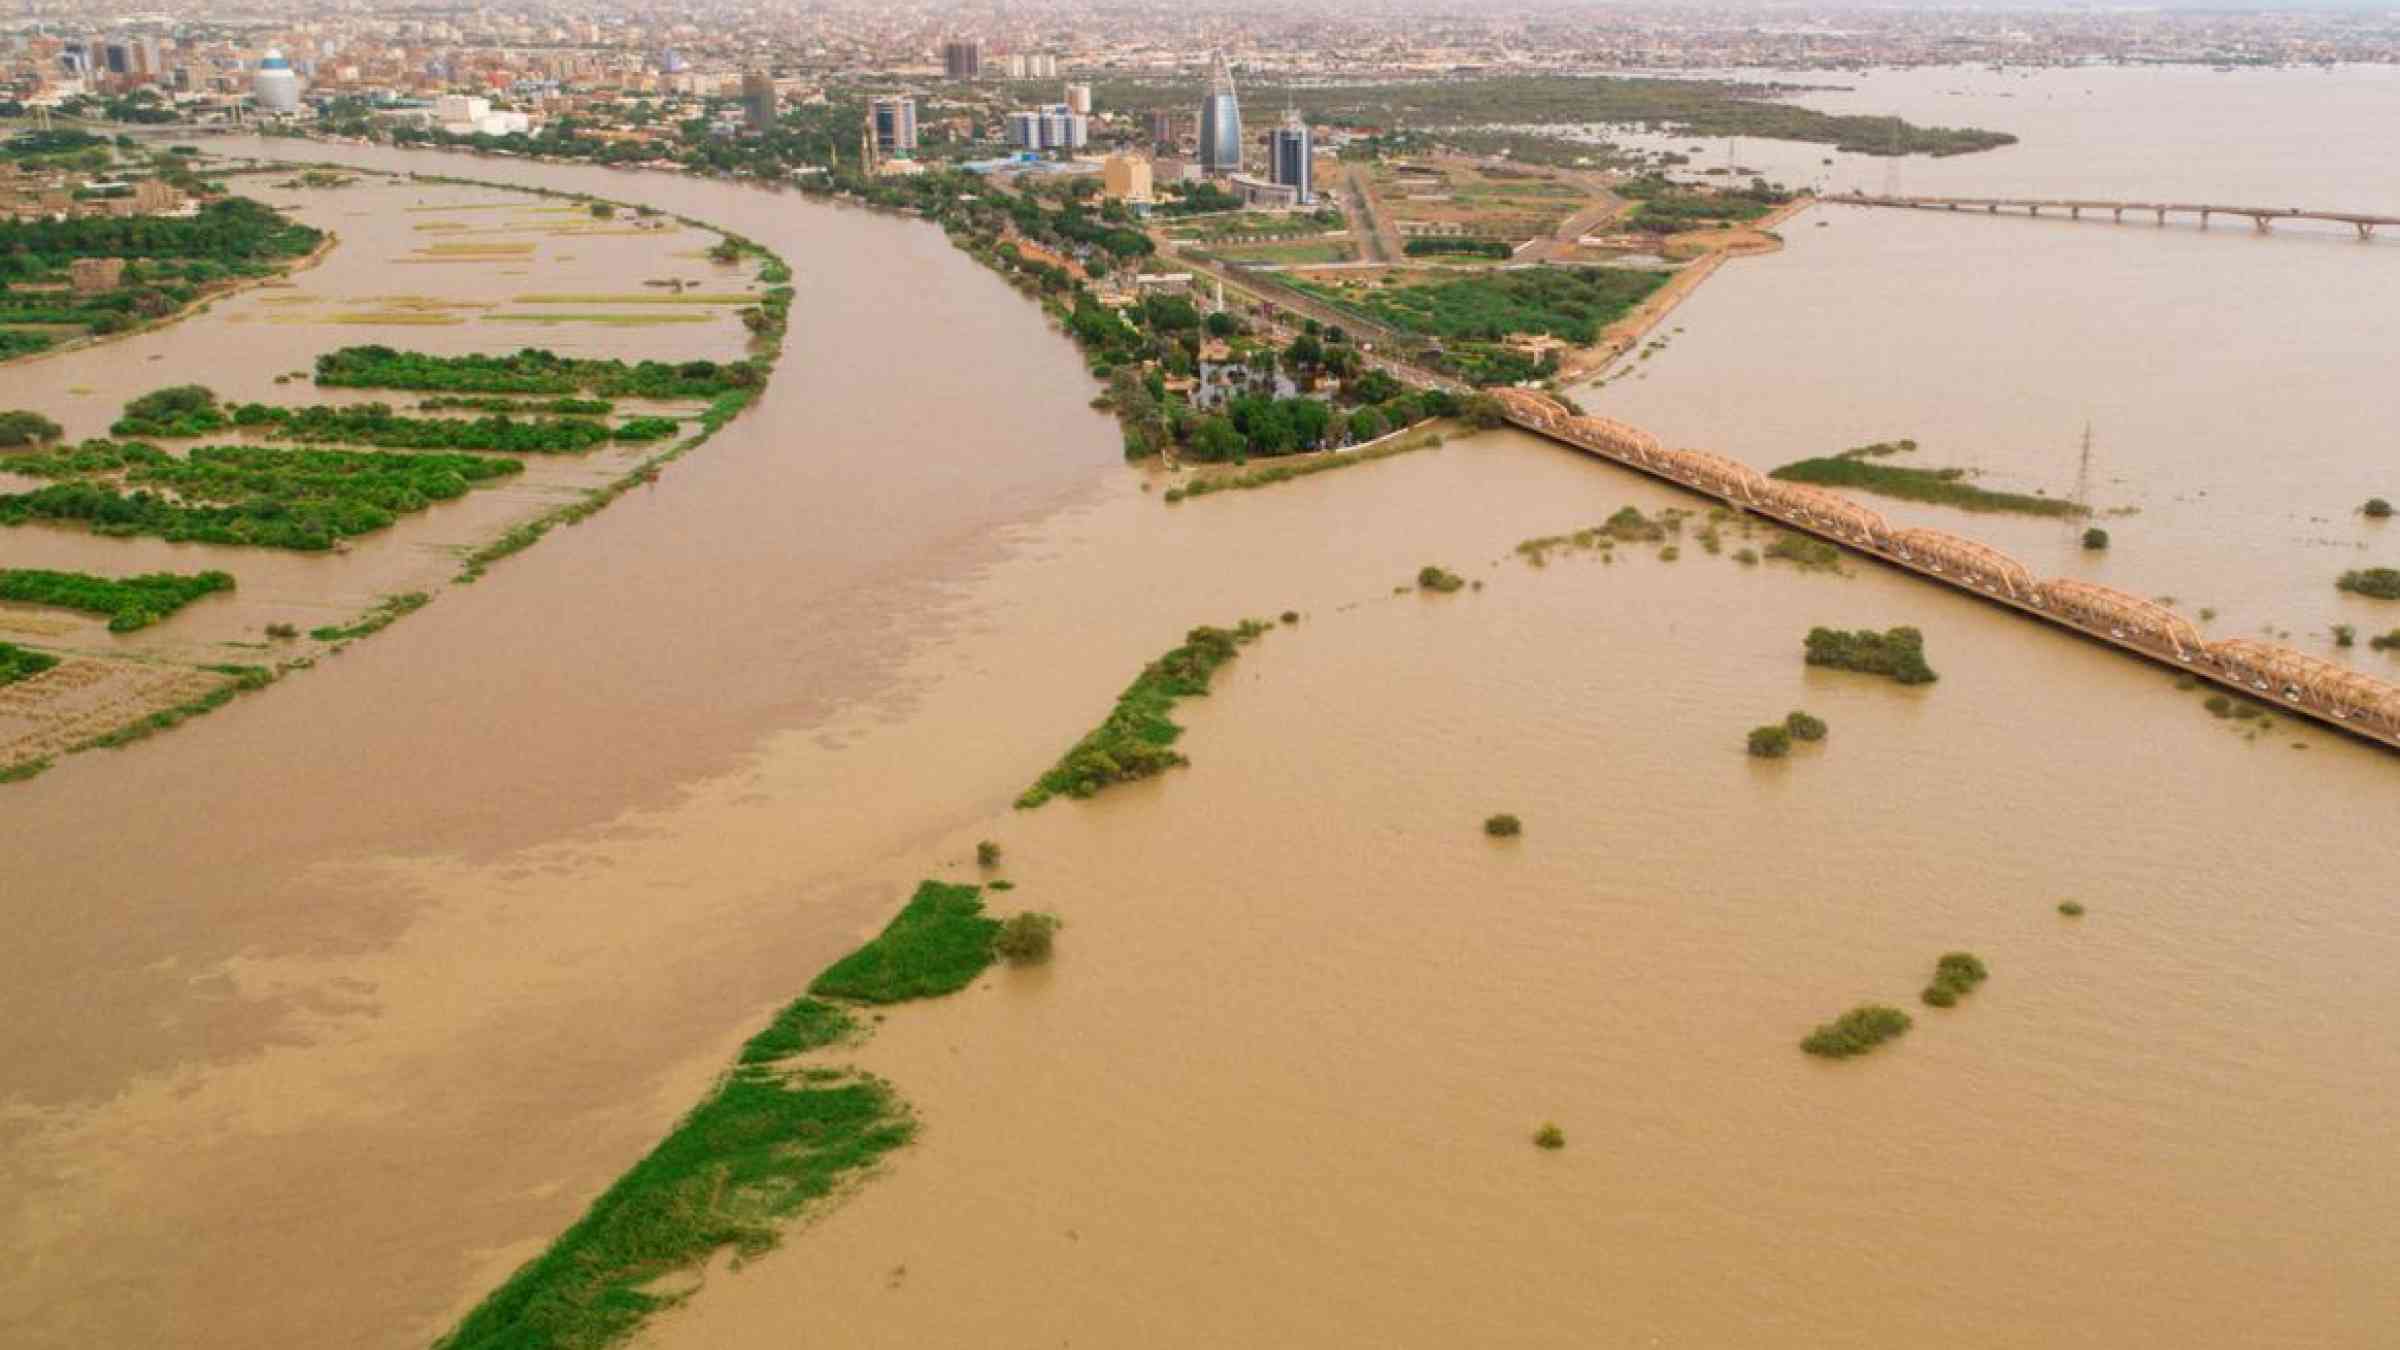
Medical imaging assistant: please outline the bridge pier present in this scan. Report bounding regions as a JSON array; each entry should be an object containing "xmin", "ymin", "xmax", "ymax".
[
  {"xmin": 2112, "ymin": 207, "xmax": 2124, "ymax": 222},
  {"xmin": 2070, "ymin": 206, "xmax": 2082, "ymax": 219},
  {"xmin": 1987, "ymin": 204, "xmax": 1998, "ymax": 213},
  {"xmin": 2251, "ymin": 214, "xmax": 2273, "ymax": 232},
  {"xmin": 2028, "ymin": 205, "xmax": 2042, "ymax": 217},
  {"xmin": 2200, "ymin": 209, "xmax": 2212, "ymax": 228},
  {"xmin": 2359, "ymin": 222, "xmax": 2377, "ymax": 241},
  {"xmin": 2155, "ymin": 208, "xmax": 2167, "ymax": 225}
]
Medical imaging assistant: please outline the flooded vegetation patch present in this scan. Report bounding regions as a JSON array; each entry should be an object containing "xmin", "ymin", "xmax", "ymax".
[
  {"xmin": 0, "ymin": 443, "xmax": 522, "ymax": 551},
  {"xmin": 1746, "ymin": 724, "xmax": 1792, "ymax": 758},
  {"xmin": 1417, "ymin": 565, "xmax": 1467, "ymax": 593},
  {"xmin": 736, "ymin": 998, "xmax": 858, "ymax": 1066},
  {"xmin": 511, "ymin": 293, "xmax": 757, "ymax": 305},
  {"xmin": 1533, "ymin": 1122, "xmax": 1566, "ymax": 1150},
  {"xmin": 1804, "ymin": 626, "xmax": 1938, "ymax": 685},
  {"xmin": 484, "ymin": 312, "xmax": 719, "ymax": 327},
  {"xmin": 67, "ymin": 663, "xmax": 273, "ymax": 753},
  {"xmin": 309, "ymin": 592, "xmax": 430, "ymax": 643},
  {"xmin": 2335, "ymin": 567, "xmax": 2400, "ymax": 600},
  {"xmin": 1784, "ymin": 710, "xmax": 1828, "ymax": 742},
  {"xmin": 1770, "ymin": 455, "xmax": 2083, "ymax": 518},
  {"xmin": 1764, "ymin": 533, "xmax": 1843, "ymax": 572},
  {"xmin": 1017, "ymin": 621, "xmax": 1271, "ymax": 808},
  {"xmin": 808, "ymin": 881, "xmax": 1003, "ymax": 1004},
  {"xmin": 0, "ymin": 409, "xmax": 63, "ymax": 446},
  {"xmin": 315, "ymin": 345, "xmax": 760, "ymax": 399},
  {"xmin": 1484, "ymin": 813, "xmax": 1524, "ymax": 837},
  {"xmin": 0, "ymin": 640, "xmax": 59, "ymax": 685},
  {"xmin": 432, "ymin": 1059, "xmax": 912, "ymax": 1350},
  {"xmin": 1800, "ymin": 1004, "xmax": 1913, "ymax": 1059},
  {"xmin": 0, "ymin": 568, "xmax": 233, "ymax": 632},
  {"xmin": 1920, "ymin": 952, "xmax": 1990, "ymax": 1009},
  {"xmin": 994, "ymin": 912, "xmax": 1061, "ymax": 964},
  {"xmin": 419, "ymin": 396, "xmax": 614, "ymax": 416}
]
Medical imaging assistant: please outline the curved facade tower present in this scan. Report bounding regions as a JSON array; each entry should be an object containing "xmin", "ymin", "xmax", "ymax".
[
  {"xmin": 1198, "ymin": 50, "xmax": 1241, "ymax": 176},
  {"xmin": 253, "ymin": 49, "xmax": 300, "ymax": 114}
]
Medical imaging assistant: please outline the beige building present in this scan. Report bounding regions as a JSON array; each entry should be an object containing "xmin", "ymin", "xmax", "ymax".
[
  {"xmin": 1102, "ymin": 153, "xmax": 1152, "ymax": 204},
  {"xmin": 70, "ymin": 258, "xmax": 126, "ymax": 294}
]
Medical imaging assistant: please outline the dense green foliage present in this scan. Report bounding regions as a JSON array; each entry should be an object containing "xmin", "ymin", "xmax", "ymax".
[
  {"xmin": 128, "ymin": 401, "xmax": 621, "ymax": 454},
  {"xmin": 1292, "ymin": 266, "xmax": 1665, "ymax": 345},
  {"xmin": 1784, "ymin": 710, "xmax": 1828, "ymax": 742},
  {"xmin": 2082, "ymin": 527, "xmax": 2111, "ymax": 550},
  {"xmin": 1764, "ymin": 534, "xmax": 1843, "ymax": 570},
  {"xmin": 2365, "ymin": 498, "xmax": 2394, "ymax": 519},
  {"xmin": 1533, "ymin": 1122, "xmax": 1566, "ymax": 1150},
  {"xmin": 0, "ymin": 409, "xmax": 63, "ymax": 446},
  {"xmin": 1801, "ymin": 1004, "xmax": 1913, "ymax": 1058},
  {"xmin": 808, "ymin": 881, "xmax": 1002, "ymax": 1004},
  {"xmin": 1080, "ymin": 74, "xmax": 2017, "ymax": 159},
  {"xmin": 419, "ymin": 395, "xmax": 615, "ymax": 416},
  {"xmin": 611, "ymin": 416, "xmax": 681, "ymax": 442},
  {"xmin": 0, "ymin": 197, "xmax": 320, "ymax": 278},
  {"xmin": 1804, "ymin": 626, "xmax": 1939, "ymax": 685},
  {"xmin": 2059, "ymin": 901, "xmax": 2087, "ymax": 917},
  {"xmin": 1770, "ymin": 456, "xmax": 2082, "ymax": 518},
  {"xmin": 315, "ymin": 345, "xmax": 761, "ymax": 398},
  {"xmin": 2337, "ymin": 568, "xmax": 2400, "ymax": 600},
  {"xmin": 1921, "ymin": 951, "xmax": 1990, "ymax": 1008},
  {"xmin": 0, "ymin": 441, "xmax": 521, "ymax": 550},
  {"xmin": 1747, "ymin": 724, "xmax": 1792, "ymax": 758},
  {"xmin": 0, "ymin": 640, "xmax": 59, "ymax": 685},
  {"xmin": 0, "ymin": 567, "xmax": 233, "ymax": 632},
  {"xmin": 1017, "ymin": 621, "xmax": 1269, "ymax": 808},
  {"xmin": 993, "ymin": 912, "xmax": 1060, "ymax": 964},
  {"xmin": 1403, "ymin": 237, "xmax": 1513, "ymax": 259},
  {"xmin": 1418, "ymin": 565, "xmax": 1466, "ymax": 593},
  {"xmin": 1485, "ymin": 813, "xmax": 1523, "ymax": 838},
  {"xmin": 1619, "ymin": 175, "xmax": 1789, "ymax": 232}
]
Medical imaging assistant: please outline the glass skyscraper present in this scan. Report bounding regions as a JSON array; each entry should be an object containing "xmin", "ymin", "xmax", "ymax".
[
  {"xmin": 1198, "ymin": 51, "xmax": 1242, "ymax": 176},
  {"xmin": 1271, "ymin": 109, "xmax": 1312, "ymax": 204}
]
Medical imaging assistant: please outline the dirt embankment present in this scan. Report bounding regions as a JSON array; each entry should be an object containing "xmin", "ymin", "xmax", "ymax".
[{"xmin": 1561, "ymin": 196, "xmax": 1815, "ymax": 381}]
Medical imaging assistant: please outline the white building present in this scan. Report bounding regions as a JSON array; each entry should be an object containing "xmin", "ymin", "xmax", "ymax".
[{"xmin": 252, "ymin": 48, "xmax": 300, "ymax": 114}]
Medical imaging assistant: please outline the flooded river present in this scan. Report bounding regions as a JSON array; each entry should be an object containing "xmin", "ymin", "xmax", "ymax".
[{"xmin": 3, "ymin": 71, "xmax": 2397, "ymax": 1350}]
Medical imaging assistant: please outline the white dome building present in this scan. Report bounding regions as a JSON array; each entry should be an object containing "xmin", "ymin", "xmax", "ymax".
[{"xmin": 253, "ymin": 49, "xmax": 301, "ymax": 115}]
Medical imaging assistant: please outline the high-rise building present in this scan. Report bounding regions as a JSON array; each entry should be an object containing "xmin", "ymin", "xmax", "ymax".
[
  {"xmin": 1063, "ymin": 82, "xmax": 1091, "ymax": 115},
  {"xmin": 252, "ymin": 48, "xmax": 300, "ymax": 113},
  {"xmin": 1198, "ymin": 50, "xmax": 1241, "ymax": 176},
  {"xmin": 1007, "ymin": 104, "xmax": 1087, "ymax": 153},
  {"xmin": 943, "ymin": 40, "xmax": 980, "ymax": 80},
  {"xmin": 871, "ymin": 95, "xmax": 918, "ymax": 154},
  {"xmin": 740, "ymin": 70, "xmax": 776, "ymax": 132},
  {"xmin": 1271, "ymin": 108, "xmax": 1313, "ymax": 204}
]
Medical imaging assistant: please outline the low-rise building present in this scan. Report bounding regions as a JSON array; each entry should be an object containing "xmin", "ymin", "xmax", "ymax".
[
  {"xmin": 1102, "ymin": 153, "xmax": 1152, "ymax": 203},
  {"xmin": 70, "ymin": 257, "xmax": 125, "ymax": 293}
]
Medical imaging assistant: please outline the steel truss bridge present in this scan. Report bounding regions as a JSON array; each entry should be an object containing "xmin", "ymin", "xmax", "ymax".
[
  {"xmin": 1833, "ymin": 191, "xmax": 2400, "ymax": 240},
  {"xmin": 1492, "ymin": 388, "xmax": 2400, "ymax": 750}
]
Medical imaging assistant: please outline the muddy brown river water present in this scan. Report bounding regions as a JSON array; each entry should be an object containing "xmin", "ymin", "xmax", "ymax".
[{"xmin": 3, "ymin": 72, "xmax": 2398, "ymax": 1349}]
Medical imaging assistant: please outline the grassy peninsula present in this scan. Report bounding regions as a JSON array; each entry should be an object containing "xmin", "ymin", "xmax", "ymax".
[
  {"xmin": 809, "ymin": 881, "xmax": 1004, "ymax": 1003},
  {"xmin": 1017, "ymin": 621, "xmax": 1270, "ymax": 808},
  {"xmin": 1801, "ymin": 1004, "xmax": 1913, "ymax": 1058},
  {"xmin": 1, "ymin": 640, "xmax": 60, "ymax": 685}
]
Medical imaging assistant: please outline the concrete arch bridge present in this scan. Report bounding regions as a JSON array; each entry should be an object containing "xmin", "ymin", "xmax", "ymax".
[
  {"xmin": 1834, "ymin": 191, "xmax": 2400, "ymax": 240},
  {"xmin": 1489, "ymin": 388, "xmax": 2400, "ymax": 748}
]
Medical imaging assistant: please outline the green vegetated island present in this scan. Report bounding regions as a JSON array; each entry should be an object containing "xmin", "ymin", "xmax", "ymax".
[
  {"xmin": 107, "ymin": 384, "xmax": 680, "ymax": 451},
  {"xmin": 1804, "ymin": 952, "xmax": 1990, "ymax": 1058},
  {"xmin": 1805, "ymin": 626, "xmax": 1939, "ymax": 685},
  {"xmin": 1771, "ymin": 439, "xmax": 2085, "ymax": 518},
  {"xmin": 0, "ymin": 567, "xmax": 233, "ymax": 632},
  {"xmin": 436, "ymin": 879, "xmax": 1060, "ymax": 1350},
  {"xmin": 1017, "ymin": 621, "xmax": 1269, "ymax": 807}
]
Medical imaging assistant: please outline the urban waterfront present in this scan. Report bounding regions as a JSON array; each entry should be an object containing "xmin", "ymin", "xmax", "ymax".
[{"xmin": 3, "ymin": 41, "xmax": 2399, "ymax": 1350}]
